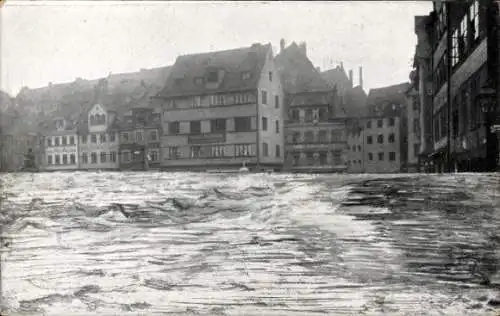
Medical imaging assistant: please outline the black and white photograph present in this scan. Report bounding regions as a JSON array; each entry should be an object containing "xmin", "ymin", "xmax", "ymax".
[{"xmin": 0, "ymin": 0, "xmax": 500, "ymax": 315}]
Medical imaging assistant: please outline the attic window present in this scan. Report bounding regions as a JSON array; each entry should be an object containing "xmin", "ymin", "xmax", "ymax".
[
  {"xmin": 194, "ymin": 77, "xmax": 204, "ymax": 85},
  {"xmin": 241, "ymin": 72, "xmax": 251, "ymax": 80},
  {"xmin": 207, "ymin": 71, "xmax": 218, "ymax": 83}
]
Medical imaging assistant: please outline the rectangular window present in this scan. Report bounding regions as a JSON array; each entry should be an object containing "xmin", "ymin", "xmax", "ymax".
[
  {"xmin": 168, "ymin": 147, "xmax": 179, "ymax": 159},
  {"xmin": 275, "ymin": 120, "xmax": 279, "ymax": 133},
  {"xmin": 55, "ymin": 155, "xmax": 60, "ymax": 165},
  {"xmin": 290, "ymin": 109, "xmax": 299, "ymax": 121},
  {"xmin": 211, "ymin": 145, "xmax": 225, "ymax": 157},
  {"xmin": 377, "ymin": 119, "xmax": 383, "ymax": 128},
  {"xmin": 275, "ymin": 95, "xmax": 279, "ymax": 108},
  {"xmin": 62, "ymin": 136, "xmax": 67, "ymax": 146},
  {"xmin": 190, "ymin": 121, "xmax": 201, "ymax": 134},
  {"xmin": 122, "ymin": 132, "xmax": 129, "ymax": 142},
  {"xmin": 150, "ymin": 151, "xmax": 159, "ymax": 162},
  {"xmin": 378, "ymin": 152, "xmax": 384, "ymax": 161},
  {"xmin": 262, "ymin": 117, "xmax": 268, "ymax": 131},
  {"xmin": 292, "ymin": 132, "xmax": 300, "ymax": 144},
  {"xmin": 262, "ymin": 142, "xmax": 269, "ymax": 156},
  {"xmin": 111, "ymin": 152, "xmax": 117, "ymax": 162},
  {"xmin": 293, "ymin": 152, "xmax": 301, "ymax": 166},
  {"xmin": 269, "ymin": 71, "xmax": 273, "ymax": 82},
  {"xmin": 368, "ymin": 153, "xmax": 373, "ymax": 161},
  {"xmin": 211, "ymin": 119, "xmax": 226, "ymax": 132},
  {"xmin": 81, "ymin": 135, "xmax": 87, "ymax": 144},
  {"xmin": 367, "ymin": 135, "xmax": 373, "ymax": 144},
  {"xmin": 331, "ymin": 130, "xmax": 343, "ymax": 142},
  {"xmin": 55, "ymin": 137, "xmax": 60, "ymax": 146},
  {"xmin": 136, "ymin": 131, "xmax": 143, "ymax": 141},
  {"xmin": 192, "ymin": 96, "xmax": 201, "ymax": 108},
  {"xmin": 62, "ymin": 154, "xmax": 68, "ymax": 165},
  {"xmin": 110, "ymin": 133, "xmax": 116, "ymax": 142},
  {"xmin": 452, "ymin": 28, "xmax": 459, "ymax": 67},
  {"xmin": 388, "ymin": 118, "xmax": 395, "ymax": 126},
  {"xmin": 169, "ymin": 122, "xmax": 180, "ymax": 135},
  {"xmin": 319, "ymin": 108, "xmax": 328, "ymax": 121},
  {"xmin": 123, "ymin": 151, "xmax": 130, "ymax": 162},
  {"xmin": 332, "ymin": 150, "xmax": 342, "ymax": 165},
  {"xmin": 100, "ymin": 133, "xmax": 106, "ymax": 143},
  {"xmin": 234, "ymin": 117, "xmax": 252, "ymax": 132},
  {"xmin": 261, "ymin": 91, "xmax": 267, "ymax": 105},
  {"xmin": 91, "ymin": 152, "xmax": 97, "ymax": 164},
  {"xmin": 47, "ymin": 155, "xmax": 53, "ymax": 165},
  {"xmin": 149, "ymin": 130, "xmax": 158, "ymax": 141},
  {"xmin": 190, "ymin": 146, "xmax": 201, "ymax": 158},
  {"xmin": 388, "ymin": 133, "xmax": 395, "ymax": 143},
  {"xmin": 276, "ymin": 145, "xmax": 281, "ymax": 157},
  {"xmin": 306, "ymin": 152, "xmax": 314, "ymax": 165},
  {"xmin": 91, "ymin": 134, "xmax": 97, "ymax": 143},
  {"xmin": 235, "ymin": 144, "xmax": 251, "ymax": 157},
  {"xmin": 305, "ymin": 109, "xmax": 313, "ymax": 122},
  {"xmin": 100, "ymin": 152, "xmax": 107, "ymax": 163},
  {"xmin": 82, "ymin": 152, "xmax": 88, "ymax": 164},
  {"xmin": 47, "ymin": 138, "xmax": 52, "ymax": 147},
  {"xmin": 377, "ymin": 134, "xmax": 384, "ymax": 144},
  {"xmin": 367, "ymin": 121, "xmax": 372, "ymax": 128},
  {"xmin": 70, "ymin": 154, "xmax": 75, "ymax": 164},
  {"xmin": 69, "ymin": 136, "xmax": 75, "ymax": 145},
  {"xmin": 318, "ymin": 130, "xmax": 327, "ymax": 143},
  {"xmin": 389, "ymin": 152, "xmax": 396, "ymax": 161},
  {"xmin": 319, "ymin": 152, "xmax": 327, "ymax": 165},
  {"xmin": 470, "ymin": 0, "xmax": 479, "ymax": 41}
]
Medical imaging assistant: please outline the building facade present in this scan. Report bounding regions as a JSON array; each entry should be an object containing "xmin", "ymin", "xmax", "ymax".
[
  {"xmin": 406, "ymin": 73, "xmax": 422, "ymax": 172},
  {"xmin": 78, "ymin": 103, "xmax": 120, "ymax": 170},
  {"xmin": 346, "ymin": 120, "xmax": 365, "ymax": 173},
  {"xmin": 284, "ymin": 91, "xmax": 346, "ymax": 173},
  {"xmin": 420, "ymin": 0, "xmax": 499, "ymax": 172},
  {"xmin": 154, "ymin": 43, "xmax": 285, "ymax": 171},
  {"xmin": 42, "ymin": 117, "xmax": 79, "ymax": 171},
  {"xmin": 118, "ymin": 107, "xmax": 162, "ymax": 170},
  {"xmin": 361, "ymin": 116, "xmax": 403, "ymax": 173}
]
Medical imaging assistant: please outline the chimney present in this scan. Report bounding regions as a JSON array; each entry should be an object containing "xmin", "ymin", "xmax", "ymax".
[
  {"xmin": 280, "ymin": 38, "xmax": 285, "ymax": 53},
  {"xmin": 299, "ymin": 41, "xmax": 307, "ymax": 57},
  {"xmin": 349, "ymin": 70, "xmax": 353, "ymax": 86},
  {"xmin": 359, "ymin": 66, "xmax": 363, "ymax": 89},
  {"xmin": 340, "ymin": 62, "xmax": 344, "ymax": 70}
]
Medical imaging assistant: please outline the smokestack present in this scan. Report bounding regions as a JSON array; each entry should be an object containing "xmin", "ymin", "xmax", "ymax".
[
  {"xmin": 359, "ymin": 66, "xmax": 363, "ymax": 89},
  {"xmin": 349, "ymin": 70, "xmax": 353, "ymax": 86},
  {"xmin": 280, "ymin": 39, "xmax": 285, "ymax": 53}
]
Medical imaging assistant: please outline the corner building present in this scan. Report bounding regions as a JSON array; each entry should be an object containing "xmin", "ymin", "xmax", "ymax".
[{"xmin": 154, "ymin": 43, "xmax": 285, "ymax": 171}]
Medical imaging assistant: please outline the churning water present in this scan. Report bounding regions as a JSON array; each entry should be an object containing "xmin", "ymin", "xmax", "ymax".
[{"xmin": 0, "ymin": 172, "xmax": 500, "ymax": 315}]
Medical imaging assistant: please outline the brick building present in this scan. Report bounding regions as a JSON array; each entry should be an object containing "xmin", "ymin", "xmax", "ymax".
[{"xmin": 154, "ymin": 43, "xmax": 285, "ymax": 171}]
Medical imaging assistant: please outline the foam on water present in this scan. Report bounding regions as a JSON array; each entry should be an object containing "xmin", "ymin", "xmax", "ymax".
[{"xmin": 1, "ymin": 171, "xmax": 499, "ymax": 315}]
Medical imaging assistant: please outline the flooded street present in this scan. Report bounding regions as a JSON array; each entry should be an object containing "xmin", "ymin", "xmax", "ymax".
[{"xmin": 1, "ymin": 172, "xmax": 500, "ymax": 315}]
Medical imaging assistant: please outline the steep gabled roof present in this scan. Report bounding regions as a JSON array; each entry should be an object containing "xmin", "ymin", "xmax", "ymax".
[
  {"xmin": 321, "ymin": 66, "xmax": 352, "ymax": 94},
  {"xmin": 366, "ymin": 82, "xmax": 410, "ymax": 117},
  {"xmin": 274, "ymin": 42, "xmax": 330, "ymax": 94},
  {"xmin": 158, "ymin": 44, "xmax": 271, "ymax": 98}
]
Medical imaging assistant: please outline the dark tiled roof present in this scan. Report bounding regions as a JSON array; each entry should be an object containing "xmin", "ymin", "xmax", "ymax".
[
  {"xmin": 366, "ymin": 82, "xmax": 410, "ymax": 117},
  {"xmin": 274, "ymin": 42, "xmax": 330, "ymax": 93},
  {"xmin": 344, "ymin": 85, "xmax": 368, "ymax": 117},
  {"xmin": 159, "ymin": 44, "xmax": 271, "ymax": 98},
  {"xmin": 321, "ymin": 67, "xmax": 352, "ymax": 95}
]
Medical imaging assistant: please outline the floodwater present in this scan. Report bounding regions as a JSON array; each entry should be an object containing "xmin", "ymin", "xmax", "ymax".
[{"xmin": 0, "ymin": 172, "xmax": 500, "ymax": 315}]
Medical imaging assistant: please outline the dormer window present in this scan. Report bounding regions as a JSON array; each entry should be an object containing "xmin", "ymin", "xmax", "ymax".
[
  {"xmin": 207, "ymin": 71, "xmax": 218, "ymax": 83},
  {"xmin": 241, "ymin": 71, "xmax": 251, "ymax": 80},
  {"xmin": 194, "ymin": 77, "xmax": 204, "ymax": 85}
]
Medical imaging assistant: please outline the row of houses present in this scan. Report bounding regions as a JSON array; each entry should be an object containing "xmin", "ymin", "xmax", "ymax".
[
  {"xmin": 2, "ymin": 39, "xmax": 416, "ymax": 173},
  {"xmin": 409, "ymin": 0, "xmax": 500, "ymax": 173}
]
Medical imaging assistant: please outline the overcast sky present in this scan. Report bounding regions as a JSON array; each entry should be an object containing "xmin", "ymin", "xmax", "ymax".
[{"xmin": 1, "ymin": 1, "xmax": 432, "ymax": 96}]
